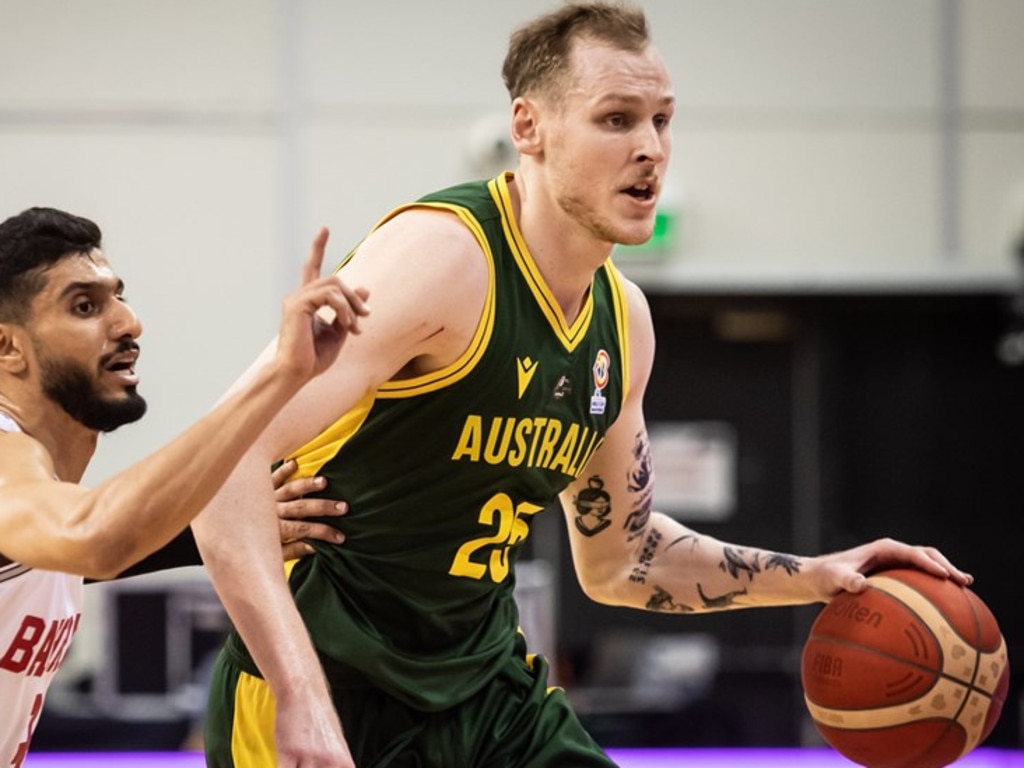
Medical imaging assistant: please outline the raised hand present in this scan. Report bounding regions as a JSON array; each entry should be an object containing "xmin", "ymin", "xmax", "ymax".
[{"xmin": 276, "ymin": 227, "xmax": 370, "ymax": 384}]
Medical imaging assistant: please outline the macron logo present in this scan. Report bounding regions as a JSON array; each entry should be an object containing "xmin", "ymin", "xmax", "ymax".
[{"xmin": 517, "ymin": 357, "xmax": 538, "ymax": 399}]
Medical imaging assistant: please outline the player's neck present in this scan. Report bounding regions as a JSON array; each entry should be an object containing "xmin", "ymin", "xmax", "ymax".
[
  {"xmin": 508, "ymin": 171, "xmax": 610, "ymax": 325},
  {"xmin": 7, "ymin": 397, "xmax": 98, "ymax": 482}
]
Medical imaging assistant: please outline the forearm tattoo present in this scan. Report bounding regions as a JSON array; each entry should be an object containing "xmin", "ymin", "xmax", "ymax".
[
  {"xmin": 646, "ymin": 585, "xmax": 696, "ymax": 613},
  {"xmin": 644, "ymin": 544, "xmax": 802, "ymax": 614},
  {"xmin": 697, "ymin": 582, "xmax": 749, "ymax": 608},
  {"xmin": 764, "ymin": 551, "xmax": 802, "ymax": 575},
  {"xmin": 719, "ymin": 546, "xmax": 802, "ymax": 580},
  {"xmin": 720, "ymin": 546, "xmax": 762, "ymax": 580},
  {"xmin": 666, "ymin": 533, "xmax": 699, "ymax": 552},
  {"xmin": 646, "ymin": 582, "xmax": 748, "ymax": 613}
]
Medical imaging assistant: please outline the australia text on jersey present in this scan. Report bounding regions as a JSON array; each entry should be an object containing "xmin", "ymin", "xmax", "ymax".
[{"xmin": 451, "ymin": 415, "xmax": 603, "ymax": 478}]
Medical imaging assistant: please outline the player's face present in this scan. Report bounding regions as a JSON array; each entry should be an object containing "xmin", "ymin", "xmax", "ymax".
[
  {"xmin": 544, "ymin": 40, "xmax": 674, "ymax": 248},
  {"xmin": 27, "ymin": 252, "xmax": 146, "ymax": 432}
]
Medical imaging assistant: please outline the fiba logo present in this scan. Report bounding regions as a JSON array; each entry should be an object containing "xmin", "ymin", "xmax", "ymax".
[{"xmin": 590, "ymin": 349, "xmax": 610, "ymax": 415}]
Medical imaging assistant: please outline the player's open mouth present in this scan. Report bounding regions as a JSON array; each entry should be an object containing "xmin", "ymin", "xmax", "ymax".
[
  {"xmin": 103, "ymin": 356, "xmax": 137, "ymax": 374},
  {"xmin": 623, "ymin": 184, "xmax": 655, "ymax": 201},
  {"xmin": 101, "ymin": 348, "xmax": 140, "ymax": 383}
]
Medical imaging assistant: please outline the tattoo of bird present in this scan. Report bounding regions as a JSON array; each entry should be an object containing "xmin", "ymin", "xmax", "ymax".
[
  {"xmin": 646, "ymin": 585, "xmax": 696, "ymax": 613},
  {"xmin": 720, "ymin": 546, "xmax": 761, "ymax": 581},
  {"xmin": 764, "ymin": 552, "xmax": 801, "ymax": 576},
  {"xmin": 698, "ymin": 582, "xmax": 748, "ymax": 609}
]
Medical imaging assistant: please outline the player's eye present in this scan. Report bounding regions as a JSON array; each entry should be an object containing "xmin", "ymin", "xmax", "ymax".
[{"xmin": 72, "ymin": 297, "xmax": 96, "ymax": 315}]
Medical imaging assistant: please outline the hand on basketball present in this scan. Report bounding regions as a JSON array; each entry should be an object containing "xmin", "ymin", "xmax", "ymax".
[
  {"xmin": 814, "ymin": 537, "xmax": 972, "ymax": 599},
  {"xmin": 272, "ymin": 458, "xmax": 347, "ymax": 561},
  {"xmin": 276, "ymin": 227, "xmax": 371, "ymax": 385}
]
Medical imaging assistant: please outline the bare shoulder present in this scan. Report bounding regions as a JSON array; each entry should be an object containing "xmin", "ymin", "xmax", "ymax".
[
  {"xmin": 336, "ymin": 206, "xmax": 491, "ymax": 373},
  {"xmin": 613, "ymin": 272, "xmax": 656, "ymax": 394},
  {"xmin": 0, "ymin": 430, "xmax": 56, "ymax": 485},
  {"xmin": 617, "ymin": 272, "xmax": 651, "ymax": 315},
  {"xmin": 615, "ymin": 272, "xmax": 654, "ymax": 341},
  {"xmin": 0, "ymin": 431, "xmax": 60, "ymax": 561},
  {"xmin": 354, "ymin": 206, "xmax": 488, "ymax": 279}
]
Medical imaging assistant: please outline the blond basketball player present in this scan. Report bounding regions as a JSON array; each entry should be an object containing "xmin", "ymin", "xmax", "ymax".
[{"xmin": 195, "ymin": 4, "xmax": 973, "ymax": 766}]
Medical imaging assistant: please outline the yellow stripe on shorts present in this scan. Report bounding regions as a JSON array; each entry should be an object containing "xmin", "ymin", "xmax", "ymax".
[{"xmin": 231, "ymin": 670, "xmax": 277, "ymax": 767}]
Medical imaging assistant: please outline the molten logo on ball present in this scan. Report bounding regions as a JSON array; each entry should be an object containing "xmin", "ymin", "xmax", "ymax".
[
  {"xmin": 827, "ymin": 596, "xmax": 883, "ymax": 627},
  {"xmin": 801, "ymin": 568, "xmax": 1010, "ymax": 768}
]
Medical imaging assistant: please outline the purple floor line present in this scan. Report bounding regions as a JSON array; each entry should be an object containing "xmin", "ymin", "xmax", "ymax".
[{"xmin": 23, "ymin": 748, "xmax": 1024, "ymax": 768}]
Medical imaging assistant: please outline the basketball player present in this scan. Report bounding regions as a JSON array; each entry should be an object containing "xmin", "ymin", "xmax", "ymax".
[
  {"xmin": 0, "ymin": 206, "xmax": 368, "ymax": 766},
  {"xmin": 194, "ymin": 3, "xmax": 973, "ymax": 767}
]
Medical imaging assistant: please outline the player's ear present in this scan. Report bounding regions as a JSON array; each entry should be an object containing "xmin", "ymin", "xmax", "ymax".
[
  {"xmin": 0, "ymin": 323, "xmax": 28, "ymax": 374},
  {"xmin": 510, "ymin": 97, "xmax": 542, "ymax": 157}
]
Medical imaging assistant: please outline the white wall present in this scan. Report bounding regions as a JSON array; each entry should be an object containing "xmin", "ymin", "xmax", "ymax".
[
  {"xmin": 1, "ymin": 0, "xmax": 1022, "ymax": 683},
  {"xmin": 3, "ymin": 0, "xmax": 1023, "ymax": 478}
]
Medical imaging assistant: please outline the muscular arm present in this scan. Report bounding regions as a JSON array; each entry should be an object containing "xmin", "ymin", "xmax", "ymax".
[
  {"xmin": 0, "ymin": 230, "xmax": 368, "ymax": 581},
  {"xmin": 95, "ymin": 462, "xmax": 345, "ymax": 581},
  {"xmin": 104, "ymin": 528, "xmax": 202, "ymax": 580},
  {"xmin": 0, "ymin": 363, "xmax": 308, "ymax": 580},
  {"xmin": 559, "ymin": 279, "xmax": 970, "ymax": 614},
  {"xmin": 191, "ymin": 209, "xmax": 489, "ymax": 766}
]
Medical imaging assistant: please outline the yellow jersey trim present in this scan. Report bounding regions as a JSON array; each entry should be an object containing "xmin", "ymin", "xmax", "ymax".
[
  {"xmin": 340, "ymin": 201, "xmax": 497, "ymax": 399},
  {"xmin": 281, "ymin": 392, "xmax": 374, "ymax": 581},
  {"xmin": 286, "ymin": 389, "xmax": 377, "ymax": 479},
  {"xmin": 605, "ymin": 259, "xmax": 631, "ymax": 403},
  {"xmin": 489, "ymin": 173, "xmax": 594, "ymax": 353}
]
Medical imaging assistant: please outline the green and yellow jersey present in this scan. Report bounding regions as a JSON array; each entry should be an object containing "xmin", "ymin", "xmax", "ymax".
[{"xmin": 224, "ymin": 172, "xmax": 631, "ymax": 712}]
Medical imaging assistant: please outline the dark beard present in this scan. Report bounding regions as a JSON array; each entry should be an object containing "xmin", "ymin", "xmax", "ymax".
[{"xmin": 40, "ymin": 354, "xmax": 147, "ymax": 433}]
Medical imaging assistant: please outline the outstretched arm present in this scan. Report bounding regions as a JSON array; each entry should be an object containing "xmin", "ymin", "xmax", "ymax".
[
  {"xmin": 559, "ymin": 279, "xmax": 971, "ymax": 615},
  {"xmin": 102, "ymin": 459, "xmax": 346, "ymax": 580},
  {"xmin": 0, "ymin": 228, "xmax": 368, "ymax": 580}
]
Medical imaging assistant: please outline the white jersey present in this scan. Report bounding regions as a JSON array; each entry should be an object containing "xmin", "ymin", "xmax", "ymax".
[{"xmin": 0, "ymin": 412, "xmax": 84, "ymax": 768}]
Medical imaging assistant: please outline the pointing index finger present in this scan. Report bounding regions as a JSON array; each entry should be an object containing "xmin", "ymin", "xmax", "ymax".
[{"xmin": 302, "ymin": 227, "xmax": 331, "ymax": 287}]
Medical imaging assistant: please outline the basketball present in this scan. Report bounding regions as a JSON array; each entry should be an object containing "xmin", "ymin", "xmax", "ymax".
[{"xmin": 801, "ymin": 568, "xmax": 1010, "ymax": 768}]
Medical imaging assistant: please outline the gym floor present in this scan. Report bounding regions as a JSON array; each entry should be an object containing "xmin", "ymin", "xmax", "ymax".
[{"xmin": 22, "ymin": 748, "xmax": 1024, "ymax": 767}]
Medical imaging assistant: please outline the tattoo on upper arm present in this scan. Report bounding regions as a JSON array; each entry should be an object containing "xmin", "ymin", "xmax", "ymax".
[
  {"xmin": 627, "ymin": 431, "xmax": 653, "ymax": 493},
  {"xmin": 629, "ymin": 528, "xmax": 662, "ymax": 584},
  {"xmin": 622, "ymin": 431, "xmax": 653, "ymax": 541},
  {"xmin": 622, "ymin": 503, "xmax": 650, "ymax": 543},
  {"xmin": 572, "ymin": 476, "xmax": 612, "ymax": 537}
]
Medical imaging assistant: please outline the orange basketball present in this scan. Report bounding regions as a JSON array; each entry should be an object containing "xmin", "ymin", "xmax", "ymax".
[{"xmin": 801, "ymin": 568, "xmax": 1010, "ymax": 768}]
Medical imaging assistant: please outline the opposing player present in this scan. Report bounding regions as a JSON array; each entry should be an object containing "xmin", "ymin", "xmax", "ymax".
[
  {"xmin": 0, "ymin": 206, "xmax": 368, "ymax": 765},
  {"xmin": 194, "ymin": 3, "xmax": 972, "ymax": 767}
]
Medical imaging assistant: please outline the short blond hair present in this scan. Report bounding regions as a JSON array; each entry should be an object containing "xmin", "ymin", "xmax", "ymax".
[{"xmin": 501, "ymin": 1, "xmax": 650, "ymax": 102}]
